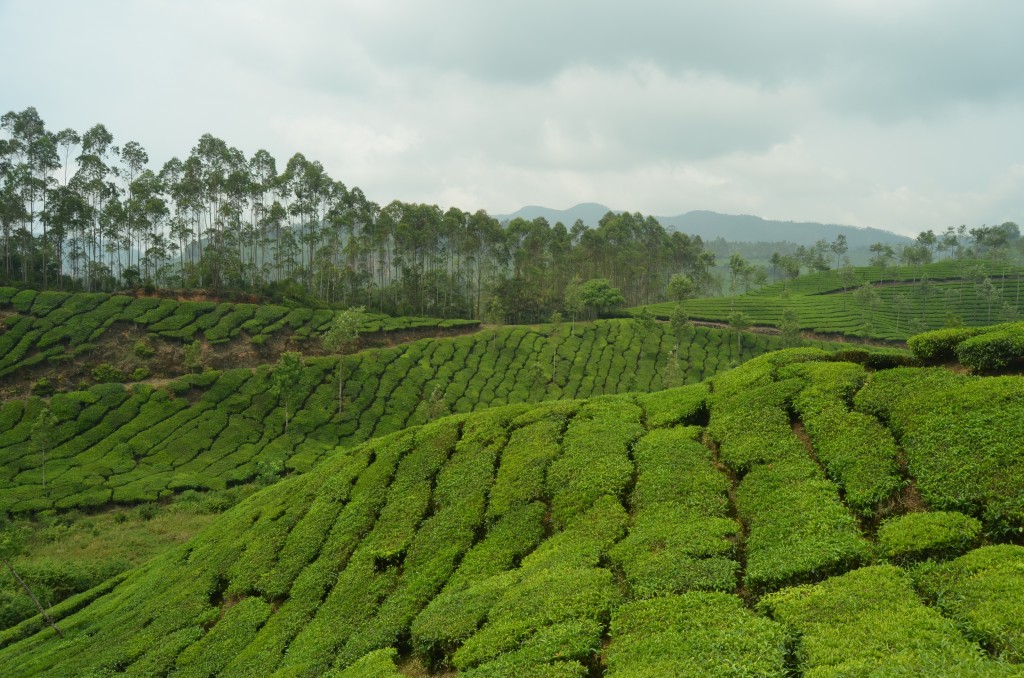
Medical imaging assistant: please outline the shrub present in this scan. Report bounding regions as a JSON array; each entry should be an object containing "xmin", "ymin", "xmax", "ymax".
[
  {"xmin": 955, "ymin": 325, "xmax": 1024, "ymax": 371},
  {"xmin": 759, "ymin": 565, "xmax": 1006, "ymax": 674},
  {"xmin": 92, "ymin": 363, "xmax": 127, "ymax": 383},
  {"xmin": 877, "ymin": 511, "xmax": 982, "ymax": 565},
  {"xmin": 30, "ymin": 379, "xmax": 54, "ymax": 397},
  {"xmin": 908, "ymin": 326, "xmax": 987, "ymax": 363},
  {"xmin": 914, "ymin": 545, "xmax": 1024, "ymax": 663},
  {"xmin": 739, "ymin": 458, "xmax": 871, "ymax": 594},
  {"xmin": 133, "ymin": 340, "xmax": 156, "ymax": 358},
  {"xmin": 607, "ymin": 593, "xmax": 787, "ymax": 677},
  {"xmin": 856, "ymin": 370, "xmax": 1024, "ymax": 535}
]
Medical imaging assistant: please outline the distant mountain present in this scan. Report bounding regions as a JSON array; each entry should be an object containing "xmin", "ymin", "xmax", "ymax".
[
  {"xmin": 495, "ymin": 204, "xmax": 913, "ymax": 248},
  {"xmin": 495, "ymin": 203, "xmax": 615, "ymax": 229}
]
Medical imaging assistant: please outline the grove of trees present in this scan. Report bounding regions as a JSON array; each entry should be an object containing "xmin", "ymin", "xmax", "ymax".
[{"xmin": 1, "ymin": 107, "xmax": 714, "ymax": 323}]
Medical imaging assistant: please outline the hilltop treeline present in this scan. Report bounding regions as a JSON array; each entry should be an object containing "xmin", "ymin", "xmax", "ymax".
[{"xmin": 0, "ymin": 107, "xmax": 713, "ymax": 322}]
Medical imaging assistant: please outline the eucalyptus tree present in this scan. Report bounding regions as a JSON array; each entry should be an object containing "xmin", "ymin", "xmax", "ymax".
[
  {"xmin": 75, "ymin": 123, "xmax": 116, "ymax": 289},
  {"xmin": 248, "ymin": 149, "xmax": 277, "ymax": 280},
  {"xmin": 1, "ymin": 107, "xmax": 59, "ymax": 285},
  {"xmin": 116, "ymin": 140, "xmax": 149, "ymax": 273},
  {"xmin": 128, "ymin": 169, "xmax": 168, "ymax": 282},
  {"xmin": 830, "ymin": 234, "xmax": 848, "ymax": 269}
]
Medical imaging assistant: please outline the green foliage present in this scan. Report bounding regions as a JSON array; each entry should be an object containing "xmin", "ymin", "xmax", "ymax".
[
  {"xmin": 759, "ymin": 565, "xmax": 1011, "ymax": 675},
  {"xmin": 908, "ymin": 325, "xmax": 988, "ymax": 363},
  {"xmin": 0, "ymin": 291, "xmax": 480, "ymax": 385},
  {"xmin": 955, "ymin": 324, "xmax": 1024, "ymax": 371},
  {"xmin": 876, "ymin": 511, "xmax": 982, "ymax": 565},
  {"xmin": 335, "ymin": 647, "xmax": 404, "ymax": 677},
  {"xmin": 182, "ymin": 340, "xmax": 203, "ymax": 374},
  {"xmin": 609, "ymin": 429, "xmax": 738, "ymax": 598},
  {"xmin": 739, "ymin": 458, "xmax": 871, "ymax": 594},
  {"xmin": 856, "ymin": 369, "xmax": 1024, "ymax": 535},
  {"xmin": 0, "ymin": 558, "xmax": 127, "ymax": 634},
  {"xmin": 579, "ymin": 278, "xmax": 625, "ymax": 316},
  {"xmin": 3, "ymin": 367, "xmax": 1024, "ymax": 675},
  {"xmin": 643, "ymin": 259, "xmax": 1024, "ymax": 341},
  {"xmin": 915, "ymin": 545, "xmax": 1024, "ymax": 663},
  {"xmin": 785, "ymin": 361, "xmax": 901, "ymax": 515},
  {"xmin": 272, "ymin": 351, "xmax": 304, "ymax": 431},
  {"xmin": 546, "ymin": 399, "xmax": 643, "ymax": 529},
  {"xmin": 29, "ymin": 379, "xmax": 53, "ymax": 397},
  {"xmin": 91, "ymin": 362, "xmax": 126, "ymax": 383},
  {"xmin": 132, "ymin": 340, "xmax": 156, "ymax": 359},
  {"xmin": 607, "ymin": 593, "xmax": 787, "ymax": 677}
]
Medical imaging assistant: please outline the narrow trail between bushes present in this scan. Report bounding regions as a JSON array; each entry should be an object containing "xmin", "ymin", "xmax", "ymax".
[{"xmin": 703, "ymin": 433, "xmax": 750, "ymax": 604}]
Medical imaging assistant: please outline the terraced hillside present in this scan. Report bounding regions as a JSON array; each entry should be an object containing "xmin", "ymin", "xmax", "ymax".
[
  {"xmin": 643, "ymin": 260, "xmax": 1024, "ymax": 341},
  {"xmin": 2, "ymin": 350, "xmax": 1022, "ymax": 675},
  {"xmin": 0, "ymin": 287, "xmax": 479, "ymax": 392},
  {"xmin": 0, "ymin": 320, "xmax": 877, "ymax": 515}
]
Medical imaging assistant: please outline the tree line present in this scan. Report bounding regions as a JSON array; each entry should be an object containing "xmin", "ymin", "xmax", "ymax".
[{"xmin": 0, "ymin": 107, "xmax": 714, "ymax": 322}]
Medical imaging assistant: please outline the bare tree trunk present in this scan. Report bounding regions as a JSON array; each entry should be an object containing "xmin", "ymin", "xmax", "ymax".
[{"xmin": 5, "ymin": 561, "xmax": 63, "ymax": 638}]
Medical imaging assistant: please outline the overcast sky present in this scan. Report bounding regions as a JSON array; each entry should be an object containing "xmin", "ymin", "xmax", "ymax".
[{"xmin": 3, "ymin": 0, "xmax": 1022, "ymax": 236}]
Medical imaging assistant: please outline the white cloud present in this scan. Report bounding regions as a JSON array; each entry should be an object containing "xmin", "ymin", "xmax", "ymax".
[{"xmin": 2, "ymin": 0, "xmax": 1021, "ymax": 235}]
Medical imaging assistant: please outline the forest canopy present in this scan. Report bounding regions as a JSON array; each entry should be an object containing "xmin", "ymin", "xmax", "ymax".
[{"xmin": 0, "ymin": 107, "xmax": 714, "ymax": 323}]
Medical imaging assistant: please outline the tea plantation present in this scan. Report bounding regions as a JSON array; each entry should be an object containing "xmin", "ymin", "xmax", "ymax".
[
  {"xmin": 2, "ymin": 348, "xmax": 1024, "ymax": 675},
  {"xmin": 642, "ymin": 260, "xmax": 1024, "ymax": 341},
  {"xmin": 0, "ymin": 287, "xmax": 479, "ymax": 386},
  {"xmin": 0, "ymin": 319, "xmax": 860, "ymax": 515}
]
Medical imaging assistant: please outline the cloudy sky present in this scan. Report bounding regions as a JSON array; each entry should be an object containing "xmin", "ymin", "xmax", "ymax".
[{"xmin": 3, "ymin": 0, "xmax": 1022, "ymax": 236}]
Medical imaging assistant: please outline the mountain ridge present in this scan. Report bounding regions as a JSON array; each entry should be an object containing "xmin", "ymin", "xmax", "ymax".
[{"xmin": 494, "ymin": 204, "xmax": 914, "ymax": 248}]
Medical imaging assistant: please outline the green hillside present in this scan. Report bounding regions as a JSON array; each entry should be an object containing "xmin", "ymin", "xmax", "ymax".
[
  {"xmin": 0, "ymin": 319, "xmax": 873, "ymax": 516},
  {"xmin": 0, "ymin": 288, "xmax": 479, "ymax": 393},
  {"xmin": 642, "ymin": 260, "xmax": 1024, "ymax": 341},
  {"xmin": 2, "ymin": 350, "xmax": 1023, "ymax": 675}
]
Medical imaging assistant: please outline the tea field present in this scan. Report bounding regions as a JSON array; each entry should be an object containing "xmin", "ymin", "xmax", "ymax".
[
  {"xmin": 0, "ymin": 319, "xmax": 867, "ymax": 516},
  {"xmin": 2, "ymin": 349, "xmax": 1023, "ymax": 675},
  {"xmin": 642, "ymin": 260, "xmax": 1024, "ymax": 341},
  {"xmin": 0, "ymin": 287, "xmax": 479, "ymax": 388}
]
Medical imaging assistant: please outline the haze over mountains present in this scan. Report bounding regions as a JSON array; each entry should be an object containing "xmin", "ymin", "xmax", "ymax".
[{"xmin": 496, "ymin": 204, "xmax": 914, "ymax": 248}]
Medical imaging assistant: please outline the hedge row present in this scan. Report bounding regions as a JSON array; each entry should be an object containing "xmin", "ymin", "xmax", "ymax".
[
  {"xmin": 3, "ymin": 374, "xmax": 1024, "ymax": 674},
  {"xmin": 760, "ymin": 564, "xmax": 1016, "ymax": 675},
  {"xmin": 606, "ymin": 593, "xmax": 787, "ymax": 677},
  {"xmin": 915, "ymin": 545, "xmax": 1024, "ymax": 663},
  {"xmin": 784, "ymin": 361, "xmax": 902, "ymax": 515},
  {"xmin": 876, "ymin": 511, "xmax": 982, "ymax": 565},
  {"xmin": 643, "ymin": 260, "xmax": 1024, "ymax": 341},
  {"xmin": 0, "ymin": 382, "xmax": 740, "ymax": 674},
  {"xmin": 855, "ymin": 369, "xmax": 1024, "ymax": 534},
  {"xmin": 909, "ymin": 321, "xmax": 1024, "ymax": 370},
  {"xmin": 0, "ymin": 287, "xmax": 479, "ymax": 381},
  {"xmin": 709, "ymin": 351, "xmax": 872, "ymax": 594},
  {"xmin": 1, "ymin": 320, "xmax": 832, "ymax": 514},
  {"xmin": 608, "ymin": 428, "xmax": 739, "ymax": 599}
]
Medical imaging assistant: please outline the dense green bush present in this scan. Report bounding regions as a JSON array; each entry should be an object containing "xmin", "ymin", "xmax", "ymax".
[
  {"xmin": 786, "ymin": 361, "xmax": 902, "ymax": 515},
  {"xmin": 760, "ymin": 565, "xmax": 1011, "ymax": 675},
  {"xmin": 607, "ymin": 593, "xmax": 787, "ymax": 677},
  {"xmin": 877, "ymin": 511, "xmax": 982, "ymax": 565},
  {"xmin": 914, "ymin": 545, "xmax": 1024, "ymax": 663},
  {"xmin": 856, "ymin": 369, "xmax": 1024, "ymax": 535},
  {"xmin": 908, "ymin": 325, "xmax": 989, "ymax": 363},
  {"xmin": 956, "ymin": 325, "xmax": 1024, "ymax": 371},
  {"xmin": 609, "ymin": 428, "xmax": 738, "ymax": 598},
  {"xmin": 0, "ymin": 557, "xmax": 128, "ymax": 631}
]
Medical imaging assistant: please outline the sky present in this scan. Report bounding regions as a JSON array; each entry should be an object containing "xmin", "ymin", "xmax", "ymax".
[{"xmin": 3, "ymin": 0, "xmax": 1022, "ymax": 237}]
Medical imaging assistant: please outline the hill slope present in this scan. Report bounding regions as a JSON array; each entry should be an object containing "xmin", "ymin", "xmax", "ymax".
[
  {"xmin": 0, "ymin": 320, "xmax": 870, "ymax": 515},
  {"xmin": 2, "ymin": 350, "xmax": 1022, "ymax": 675},
  {"xmin": 642, "ymin": 259, "xmax": 1024, "ymax": 341}
]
